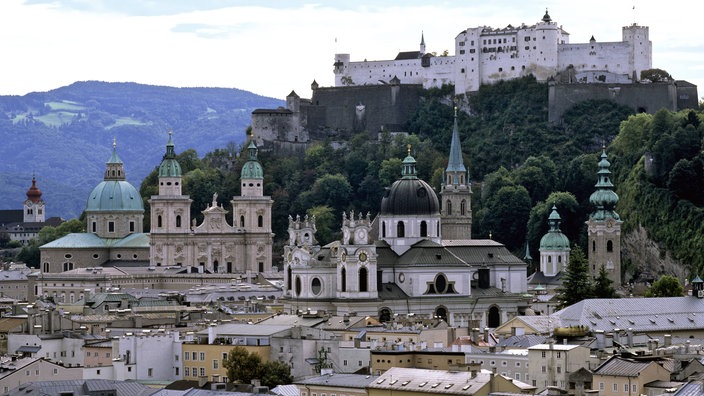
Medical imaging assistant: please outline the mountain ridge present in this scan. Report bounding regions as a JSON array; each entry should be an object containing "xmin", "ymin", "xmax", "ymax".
[{"xmin": 0, "ymin": 81, "xmax": 284, "ymax": 219}]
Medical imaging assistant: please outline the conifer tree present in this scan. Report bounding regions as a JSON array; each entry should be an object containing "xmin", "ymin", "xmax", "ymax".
[
  {"xmin": 594, "ymin": 264, "xmax": 617, "ymax": 298},
  {"xmin": 557, "ymin": 245, "xmax": 594, "ymax": 308}
]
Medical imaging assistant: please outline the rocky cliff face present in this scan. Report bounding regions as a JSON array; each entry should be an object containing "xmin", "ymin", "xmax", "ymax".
[{"xmin": 622, "ymin": 225, "xmax": 687, "ymax": 285}]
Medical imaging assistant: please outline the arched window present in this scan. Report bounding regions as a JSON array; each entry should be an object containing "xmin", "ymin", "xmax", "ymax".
[
  {"xmin": 240, "ymin": 216, "xmax": 245, "ymax": 227},
  {"xmin": 157, "ymin": 215, "xmax": 162, "ymax": 228},
  {"xmin": 488, "ymin": 306, "xmax": 501, "ymax": 327},
  {"xmin": 397, "ymin": 221, "xmax": 405, "ymax": 237},
  {"xmin": 548, "ymin": 256, "xmax": 552, "ymax": 263},
  {"xmin": 435, "ymin": 306, "xmax": 448, "ymax": 322},
  {"xmin": 592, "ymin": 240, "xmax": 596, "ymax": 252},
  {"xmin": 287, "ymin": 266, "xmax": 292, "ymax": 290},
  {"xmin": 420, "ymin": 221, "xmax": 428, "ymax": 237},
  {"xmin": 446, "ymin": 200, "xmax": 452, "ymax": 215},
  {"xmin": 607, "ymin": 240, "xmax": 613, "ymax": 252},
  {"xmin": 213, "ymin": 260, "xmax": 219, "ymax": 273},
  {"xmin": 294, "ymin": 276, "xmax": 302, "ymax": 296},
  {"xmin": 258, "ymin": 215, "xmax": 263, "ymax": 227},
  {"xmin": 311, "ymin": 278, "xmax": 322, "ymax": 295},
  {"xmin": 359, "ymin": 267, "xmax": 368, "ymax": 292},
  {"xmin": 341, "ymin": 267, "xmax": 347, "ymax": 292},
  {"xmin": 460, "ymin": 200, "xmax": 467, "ymax": 216},
  {"xmin": 379, "ymin": 308, "xmax": 392, "ymax": 323},
  {"xmin": 176, "ymin": 215, "xmax": 181, "ymax": 228},
  {"xmin": 382, "ymin": 222, "xmax": 386, "ymax": 238}
]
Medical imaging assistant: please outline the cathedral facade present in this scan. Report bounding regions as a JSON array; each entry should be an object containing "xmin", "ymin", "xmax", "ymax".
[
  {"xmin": 40, "ymin": 135, "xmax": 273, "ymax": 276},
  {"xmin": 282, "ymin": 113, "xmax": 530, "ymax": 329}
]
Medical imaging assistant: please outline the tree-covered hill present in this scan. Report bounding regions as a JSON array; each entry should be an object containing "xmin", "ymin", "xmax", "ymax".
[
  {"xmin": 138, "ymin": 76, "xmax": 703, "ymax": 281},
  {"xmin": 0, "ymin": 81, "xmax": 283, "ymax": 219}
]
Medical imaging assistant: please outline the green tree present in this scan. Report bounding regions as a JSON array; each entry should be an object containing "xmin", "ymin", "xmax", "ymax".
[
  {"xmin": 17, "ymin": 219, "xmax": 85, "ymax": 267},
  {"xmin": 307, "ymin": 205, "xmax": 337, "ymax": 245},
  {"xmin": 557, "ymin": 245, "xmax": 594, "ymax": 308},
  {"xmin": 223, "ymin": 346, "xmax": 262, "ymax": 384},
  {"xmin": 514, "ymin": 155, "xmax": 558, "ymax": 204},
  {"xmin": 260, "ymin": 360, "xmax": 293, "ymax": 388},
  {"xmin": 481, "ymin": 185, "xmax": 531, "ymax": 251},
  {"xmin": 645, "ymin": 275, "xmax": 684, "ymax": 297},
  {"xmin": 594, "ymin": 264, "xmax": 617, "ymax": 298}
]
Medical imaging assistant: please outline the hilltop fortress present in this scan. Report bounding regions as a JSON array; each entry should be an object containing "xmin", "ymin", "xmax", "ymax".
[
  {"xmin": 334, "ymin": 10, "xmax": 652, "ymax": 95},
  {"xmin": 252, "ymin": 10, "xmax": 697, "ymax": 150}
]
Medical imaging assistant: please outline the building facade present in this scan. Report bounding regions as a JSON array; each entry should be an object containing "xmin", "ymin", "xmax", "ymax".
[{"xmin": 334, "ymin": 11, "xmax": 652, "ymax": 96}]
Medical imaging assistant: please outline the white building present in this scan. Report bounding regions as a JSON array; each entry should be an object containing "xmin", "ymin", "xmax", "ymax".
[{"xmin": 334, "ymin": 10, "xmax": 651, "ymax": 96}]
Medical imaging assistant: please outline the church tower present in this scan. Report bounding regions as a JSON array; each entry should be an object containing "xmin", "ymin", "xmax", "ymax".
[
  {"xmin": 24, "ymin": 175, "xmax": 45, "ymax": 223},
  {"xmin": 337, "ymin": 211, "xmax": 377, "ymax": 300},
  {"xmin": 586, "ymin": 149, "xmax": 622, "ymax": 285},
  {"xmin": 149, "ymin": 132, "xmax": 193, "ymax": 267},
  {"xmin": 539, "ymin": 205, "xmax": 570, "ymax": 276},
  {"xmin": 441, "ymin": 109, "xmax": 472, "ymax": 239},
  {"xmin": 231, "ymin": 140, "xmax": 274, "ymax": 273}
]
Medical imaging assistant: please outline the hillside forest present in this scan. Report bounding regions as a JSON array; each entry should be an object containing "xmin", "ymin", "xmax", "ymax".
[{"xmin": 135, "ymin": 77, "xmax": 704, "ymax": 283}]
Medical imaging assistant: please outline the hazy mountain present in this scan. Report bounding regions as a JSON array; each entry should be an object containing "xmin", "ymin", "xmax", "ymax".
[{"xmin": 0, "ymin": 81, "xmax": 283, "ymax": 219}]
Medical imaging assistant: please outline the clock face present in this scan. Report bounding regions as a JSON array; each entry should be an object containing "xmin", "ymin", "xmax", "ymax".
[{"xmin": 359, "ymin": 252, "xmax": 367, "ymax": 262}]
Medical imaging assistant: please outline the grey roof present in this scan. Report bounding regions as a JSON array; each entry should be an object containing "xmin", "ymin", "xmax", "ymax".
[
  {"xmin": 496, "ymin": 334, "xmax": 548, "ymax": 348},
  {"xmin": 672, "ymin": 380, "xmax": 704, "ymax": 395},
  {"xmin": 271, "ymin": 384, "xmax": 300, "ymax": 396},
  {"xmin": 554, "ymin": 297, "xmax": 704, "ymax": 332},
  {"xmin": 196, "ymin": 323, "xmax": 292, "ymax": 337},
  {"xmin": 296, "ymin": 373, "xmax": 379, "ymax": 388},
  {"xmin": 368, "ymin": 367, "xmax": 495, "ymax": 394},
  {"xmin": 593, "ymin": 356, "xmax": 662, "ymax": 377},
  {"xmin": 7, "ymin": 379, "xmax": 157, "ymax": 396}
]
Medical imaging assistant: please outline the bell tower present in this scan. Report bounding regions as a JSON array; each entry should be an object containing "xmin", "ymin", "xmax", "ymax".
[{"xmin": 441, "ymin": 108, "xmax": 472, "ymax": 239}]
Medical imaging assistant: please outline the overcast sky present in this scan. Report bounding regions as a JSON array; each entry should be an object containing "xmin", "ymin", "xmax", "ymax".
[{"xmin": 1, "ymin": 0, "xmax": 702, "ymax": 100}]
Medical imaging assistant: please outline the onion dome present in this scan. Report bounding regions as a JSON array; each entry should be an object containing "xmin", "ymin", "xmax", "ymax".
[
  {"xmin": 542, "ymin": 8, "xmax": 552, "ymax": 23},
  {"xmin": 26, "ymin": 175, "xmax": 43, "ymax": 203},
  {"xmin": 241, "ymin": 141, "xmax": 264, "ymax": 179},
  {"xmin": 380, "ymin": 146, "xmax": 439, "ymax": 215},
  {"xmin": 86, "ymin": 141, "xmax": 143, "ymax": 212},
  {"xmin": 158, "ymin": 131, "xmax": 182, "ymax": 178},
  {"xmin": 539, "ymin": 205, "xmax": 570, "ymax": 250},
  {"xmin": 589, "ymin": 149, "xmax": 620, "ymax": 221}
]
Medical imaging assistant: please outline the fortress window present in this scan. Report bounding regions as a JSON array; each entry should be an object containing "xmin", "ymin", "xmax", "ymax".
[
  {"xmin": 525, "ymin": 46, "xmax": 530, "ymax": 50},
  {"xmin": 461, "ymin": 68, "xmax": 465, "ymax": 73},
  {"xmin": 471, "ymin": 40, "xmax": 474, "ymax": 45},
  {"xmin": 499, "ymin": 67, "xmax": 503, "ymax": 72},
  {"xmin": 460, "ymin": 50, "xmax": 465, "ymax": 54},
  {"xmin": 511, "ymin": 66, "xmax": 515, "ymax": 71},
  {"xmin": 459, "ymin": 41, "xmax": 465, "ymax": 46}
]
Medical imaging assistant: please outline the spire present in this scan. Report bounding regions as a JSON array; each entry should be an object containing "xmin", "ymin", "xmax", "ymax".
[
  {"xmin": 104, "ymin": 139, "xmax": 126, "ymax": 181},
  {"xmin": 523, "ymin": 239, "xmax": 533, "ymax": 261},
  {"xmin": 241, "ymin": 139, "xmax": 264, "ymax": 180},
  {"xmin": 420, "ymin": 31, "xmax": 426, "ymax": 55},
  {"xmin": 445, "ymin": 107, "xmax": 467, "ymax": 177},
  {"xmin": 547, "ymin": 205, "xmax": 562, "ymax": 232},
  {"xmin": 158, "ymin": 129, "xmax": 182, "ymax": 178},
  {"xmin": 401, "ymin": 144, "xmax": 418, "ymax": 179},
  {"xmin": 589, "ymin": 148, "xmax": 620, "ymax": 220},
  {"xmin": 26, "ymin": 174, "xmax": 43, "ymax": 203}
]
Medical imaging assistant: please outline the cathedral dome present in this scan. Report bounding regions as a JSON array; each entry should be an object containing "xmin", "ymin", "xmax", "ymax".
[
  {"xmin": 241, "ymin": 141, "xmax": 263, "ymax": 179},
  {"xmin": 539, "ymin": 206, "xmax": 570, "ymax": 250},
  {"xmin": 26, "ymin": 176, "xmax": 42, "ymax": 203},
  {"xmin": 380, "ymin": 151, "xmax": 439, "ymax": 216},
  {"xmin": 86, "ymin": 143, "xmax": 144, "ymax": 213},
  {"xmin": 85, "ymin": 180, "xmax": 143, "ymax": 212}
]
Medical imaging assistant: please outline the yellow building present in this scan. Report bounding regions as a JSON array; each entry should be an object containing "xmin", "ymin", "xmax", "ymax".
[{"xmin": 591, "ymin": 355, "xmax": 671, "ymax": 396}]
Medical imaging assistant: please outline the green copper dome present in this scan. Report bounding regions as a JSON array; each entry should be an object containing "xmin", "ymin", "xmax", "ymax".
[
  {"xmin": 158, "ymin": 132, "xmax": 182, "ymax": 178},
  {"xmin": 241, "ymin": 141, "xmax": 263, "ymax": 180},
  {"xmin": 539, "ymin": 205, "xmax": 570, "ymax": 250},
  {"xmin": 86, "ymin": 180, "xmax": 144, "ymax": 212},
  {"xmin": 380, "ymin": 147, "xmax": 440, "ymax": 215},
  {"xmin": 86, "ymin": 145, "xmax": 144, "ymax": 213}
]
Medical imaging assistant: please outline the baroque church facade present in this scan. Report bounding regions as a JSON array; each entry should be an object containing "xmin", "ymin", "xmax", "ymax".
[
  {"xmin": 282, "ymin": 112, "xmax": 531, "ymax": 329},
  {"xmin": 40, "ymin": 135, "xmax": 273, "ymax": 275}
]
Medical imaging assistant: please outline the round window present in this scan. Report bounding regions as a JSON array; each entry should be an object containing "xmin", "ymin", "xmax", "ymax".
[
  {"xmin": 435, "ymin": 273, "xmax": 447, "ymax": 294},
  {"xmin": 311, "ymin": 278, "xmax": 322, "ymax": 295}
]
